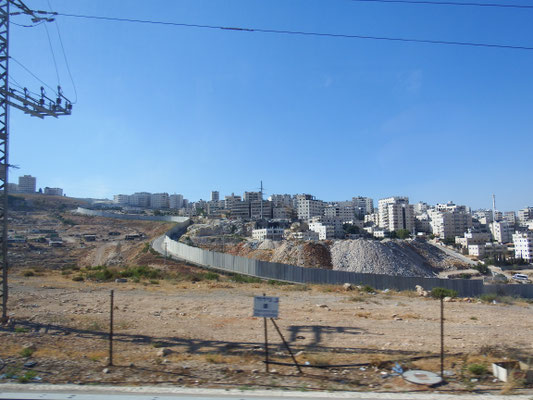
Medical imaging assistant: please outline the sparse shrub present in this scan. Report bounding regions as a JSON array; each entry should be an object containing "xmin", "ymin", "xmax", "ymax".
[
  {"xmin": 149, "ymin": 279, "xmax": 160, "ymax": 285},
  {"xmin": 23, "ymin": 270, "xmax": 34, "ymax": 277},
  {"xmin": 72, "ymin": 275, "xmax": 84, "ymax": 282},
  {"xmin": 14, "ymin": 326, "xmax": 29, "ymax": 333},
  {"xmin": 152, "ymin": 342, "xmax": 164, "ymax": 348},
  {"xmin": 232, "ymin": 274, "xmax": 262, "ymax": 284},
  {"xmin": 473, "ymin": 263, "xmax": 489, "ymax": 275},
  {"xmin": 204, "ymin": 272, "xmax": 219, "ymax": 281},
  {"xmin": 20, "ymin": 347, "xmax": 35, "ymax": 357},
  {"xmin": 18, "ymin": 370, "xmax": 37, "ymax": 383},
  {"xmin": 361, "ymin": 285, "xmax": 375, "ymax": 293},
  {"xmin": 468, "ymin": 363, "xmax": 487, "ymax": 376},
  {"xmin": 480, "ymin": 293, "xmax": 497, "ymax": 303},
  {"xmin": 431, "ymin": 287, "xmax": 458, "ymax": 299}
]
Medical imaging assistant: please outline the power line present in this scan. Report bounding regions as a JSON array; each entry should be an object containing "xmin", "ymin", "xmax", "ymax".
[
  {"xmin": 43, "ymin": 22, "xmax": 60, "ymax": 86},
  {"xmin": 47, "ymin": 0, "xmax": 77, "ymax": 103},
  {"xmin": 9, "ymin": 56, "xmax": 58, "ymax": 94},
  {"xmin": 52, "ymin": 12, "xmax": 533, "ymax": 51},
  {"xmin": 348, "ymin": 0, "xmax": 533, "ymax": 9}
]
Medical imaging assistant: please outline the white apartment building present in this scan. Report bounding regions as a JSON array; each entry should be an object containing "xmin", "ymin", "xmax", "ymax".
[
  {"xmin": 130, "ymin": 192, "xmax": 151, "ymax": 208},
  {"xmin": 518, "ymin": 207, "xmax": 533, "ymax": 225},
  {"xmin": 309, "ymin": 222, "xmax": 334, "ymax": 240},
  {"xmin": 296, "ymin": 195, "xmax": 325, "ymax": 221},
  {"xmin": 250, "ymin": 200, "xmax": 272, "ymax": 220},
  {"xmin": 429, "ymin": 204, "xmax": 472, "ymax": 239},
  {"xmin": 252, "ymin": 227, "xmax": 285, "ymax": 241},
  {"xmin": 269, "ymin": 194, "xmax": 293, "ymax": 208},
  {"xmin": 504, "ymin": 211, "xmax": 517, "ymax": 225},
  {"xmin": 455, "ymin": 231, "xmax": 492, "ymax": 248},
  {"xmin": 468, "ymin": 243, "xmax": 506, "ymax": 259},
  {"xmin": 414, "ymin": 202, "xmax": 429, "ymax": 215},
  {"xmin": 490, "ymin": 221, "xmax": 513, "ymax": 244},
  {"xmin": 378, "ymin": 197, "xmax": 414, "ymax": 232},
  {"xmin": 169, "ymin": 194, "xmax": 184, "ymax": 209},
  {"xmin": 513, "ymin": 231, "xmax": 533, "ymax": 262},
  {"xmin": 309, "ymin": 216, "xmax": 345, "ymax": 238},
  {"xmin": 151, "ymin": 193, "xmax": 169, "ymax": 209},
  {"xmin": 44, "ymin": 187, "xmax": 63, "ymax": 196},
  {"xmin": 211, "ymin": 191, "xmax": 219, "ymax": 202},
  {"xmin": 364, "ymin": 213, "xmax": 379, "ymax": 226},
  {"xmin": 224, "ymin": 193, "xmax": 241, "ymax": 210},
  {"xmin": 113, "ymin": 194, "xmax": 130, "ymax": 205},
  {"xmin": 243, "ymin": 191, "xmax": 262, "ymax": 202},
  {"xmin": 352, "ymin": 196, "xmax": 374, "ymax": 216},
  {"xmin": 18, "ymin": 175, "xmax": 36, "ymax": 193},
  {"xmin": 324, "ymin": 204, "xmax": 355, "ymax": 221},
  {"xmin": 473, "ymin": 210, "xmax": 493, "ymax": 225}
]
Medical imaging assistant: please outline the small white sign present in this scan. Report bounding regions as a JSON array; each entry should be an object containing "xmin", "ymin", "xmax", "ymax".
[{"xmin": 254, "ymin": 296, "xmax": 279, "ymax": 318}]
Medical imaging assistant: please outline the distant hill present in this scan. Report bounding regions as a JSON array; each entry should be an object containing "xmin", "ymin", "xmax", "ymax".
[{"xmin": 9, "ymin": 193, "xmax": 89, "ymax": 211}]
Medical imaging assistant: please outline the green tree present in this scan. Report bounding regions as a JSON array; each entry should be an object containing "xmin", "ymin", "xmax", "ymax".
[{"xmin": 395, "ymin": 229, "xmax": 410, "ymax": 239}]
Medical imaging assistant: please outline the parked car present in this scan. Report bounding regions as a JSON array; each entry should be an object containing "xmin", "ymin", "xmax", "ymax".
[{"xmin": 511, "ymin": 273, "xmax": 530, "ymax": 283}]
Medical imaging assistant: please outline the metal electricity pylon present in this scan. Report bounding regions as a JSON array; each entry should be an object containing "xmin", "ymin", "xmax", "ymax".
[{"xmin": 0, "ymin": 0, "xmax": 72, "ymax": 323}]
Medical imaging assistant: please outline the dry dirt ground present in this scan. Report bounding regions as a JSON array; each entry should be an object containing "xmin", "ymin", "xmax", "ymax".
[{"xmin": 2, "ymin": 208, "xmax": 533, "ymax": 395}]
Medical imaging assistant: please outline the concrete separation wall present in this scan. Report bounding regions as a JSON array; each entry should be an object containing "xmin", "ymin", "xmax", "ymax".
[
  {"xmin": 83, "ymin": 211, "xmax": 533, "ymax": 298},
  {"xmin": 74, "ymin": 207, "xmax": 189, "ymax": 223}
]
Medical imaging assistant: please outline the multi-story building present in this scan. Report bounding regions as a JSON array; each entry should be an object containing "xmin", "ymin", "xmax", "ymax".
[
  {"xmin": 415, "ymin": 214, "xmax": 432, "ymax": 233},
  {"xmin": 351, "ymin": 196, "xmax": 374, "ymax": 217},
  {"xmin": 309, "ymin": 216, "xmax": 344, "ymax": 238},
  {"xmin": 490, "ymin": 221, "xmax": 513, "ymax": 244},
  {"xmin": 243, "ymin": 191, "xmax": 262, "ymax": 202},
  {"xmin": 151, "ymin": 193, "xmax": 169, "ymax": 209},
  {"xmin": 429, "ymin": 203, "xmax": 472, "ymax": 239},
  {"xmin": 378, "ymin": 197, "xmax": 414, "ymax": 232},
  {"xmin": 414, "ymin": 202, "xmax": 429, "ymax": 215},
  {"xmin": 269, "ymin": 194, "xmax": 293, "ymax": 208},
  {"xmin": 224, "ymin": 193, "xmax": 242, "ymax": 210},
  {"xmin": 250, "ymin": 200, "xmax": 273, "ymax": 220},
  {"xmin": 7, "ymin": 183, "xmax": 18, "ymax": 193},
  {"xmin": 364, "ymin": 213, "xmax": 379, "ymax": 226},
  {"xmin": 130, "ymin": 192, "xmax": 151, "ymax": 208},
  {"xmin": 44, "ymin": 187, "xmax": 63, "ymax": 196},
  {"xmin": 296, "ymin": 194, "xmax": 325, "ymax": 221},
  {"xmin": 473, "ymin": 210, "xmax": 493, "ymax": 225},
  {"xmin": 455, "ymin": 231, "xmax": 492, "ymax": 248},
  {"xmin": 324, "ymin": 204, "xmax": 355, "ymax": 221},
  {"xmin": 18, "ymin": 175, "xmax": 36, "ymax": 193},
  {"xmin": 504, "ymin": 211, "xmax": 517, "ymax": 225},
  {"xmin": 468, "ymin": 243, "xmax": 506, "ymax": 260},
  {"xmin": 113, "ymin": 194, "xmax": 130, "ymax": 205},
  {"xmin": 309, "ymin": 221, "xmax": 334, "ymax": 240},
  {"xmin": 230, "ymin": 201, "xmax": 250, "ymax": 219},
  {"xmin": 211, "ymin": 191, "xmax": 219, "ymax": 202},
  {"xmin": 169, "ymin": 194, "xmax": 184, "ymax": 209},
  {"xmin": 252, "ymin": 227, "xmax": 285, "ymax": 241},
  {"xmin": 513, "ymin": 231, "xmax": 533, "ymax": 262},
  {"xmin": 518, "ymin": 207, "xmax": 533, "ymax": 225}
]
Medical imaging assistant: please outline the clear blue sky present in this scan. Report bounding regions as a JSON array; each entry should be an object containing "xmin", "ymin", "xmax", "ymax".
[{"xmin": 8, "ymin": 0, "xmax": 533, "ymax": 211}]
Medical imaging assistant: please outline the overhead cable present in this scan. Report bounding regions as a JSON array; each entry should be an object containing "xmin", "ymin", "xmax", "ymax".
[{"xmin": 52, "ymin": 12, "xmax": 533, "ymax": 51}]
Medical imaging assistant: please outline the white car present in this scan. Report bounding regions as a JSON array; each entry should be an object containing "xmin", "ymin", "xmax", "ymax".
[{"xmin": 511, "ymin": 273, "xmax": 530, "ymax": 283}]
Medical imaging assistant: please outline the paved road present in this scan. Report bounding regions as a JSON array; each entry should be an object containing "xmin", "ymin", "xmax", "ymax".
[
  {"xmin": 428, "ymin": 241, "xmax": 477, "ymax": 266},
  {"xmin": 1, "ymin": 384, "xmax": 533, "ymax": 400}
]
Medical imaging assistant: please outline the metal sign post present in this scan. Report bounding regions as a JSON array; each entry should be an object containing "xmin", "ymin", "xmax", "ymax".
[
  {"xmin": 440, "ymin": 297, "xmax": 444, "ymax": 378},
  {"xmin": 253, "ymin": 295, "xmax": 302, "ymax": 374},
  {"xmin": 254, "ymin": 294, "xmax": 278, "ymax": 372}
]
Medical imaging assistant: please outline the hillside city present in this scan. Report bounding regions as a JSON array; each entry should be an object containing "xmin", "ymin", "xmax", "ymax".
[{"xmin": 10, "ymin": 174, "xmax": 532, "ymax": 266}]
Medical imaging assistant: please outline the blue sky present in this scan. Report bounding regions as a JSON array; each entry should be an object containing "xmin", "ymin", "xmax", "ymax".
[{"xmin": 8, "ymin": 0, "xmax": 533, "ymax": 211}]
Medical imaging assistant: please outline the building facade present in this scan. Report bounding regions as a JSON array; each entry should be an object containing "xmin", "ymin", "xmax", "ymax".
[{"xmin": 18, "ymin": 175, "xmax": 36, "ymax": 193}]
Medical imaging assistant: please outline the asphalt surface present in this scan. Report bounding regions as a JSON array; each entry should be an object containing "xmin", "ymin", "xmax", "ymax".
[{"xmin": 1, "ymin": 384, "xmax": 533, "ymax": 400}]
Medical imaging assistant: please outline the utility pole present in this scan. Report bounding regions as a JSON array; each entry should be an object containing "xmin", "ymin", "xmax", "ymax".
[{"xmin": 0, "ymin": 0, "xmax": 72, "ymax": 323}]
